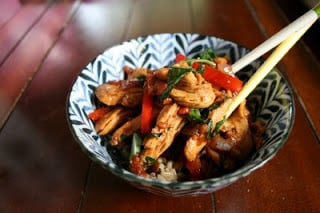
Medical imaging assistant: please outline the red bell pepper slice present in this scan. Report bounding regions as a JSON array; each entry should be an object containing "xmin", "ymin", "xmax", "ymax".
[
  {"xmin": 175, "ymin": 53, "xmax": 188, "ymax": 63},
  {"xmin": 88, "ymin": 107, "xmax": 108, "ymax": 121},
  {"xmin": 202, "ymin": 65, "xmax": 243, "ymax": 93},
  {"xmin": 141, "ymin": 86, "xmax": 153, "ymax": 134},
  {"xmin": 191, "ymin": 61, "xmax": 200, "ymax": 70}
]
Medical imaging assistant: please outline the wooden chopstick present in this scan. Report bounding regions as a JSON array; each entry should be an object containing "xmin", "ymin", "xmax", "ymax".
[
  {"xmin": 231, "ymin": 5, "xmax": 319, "ymax": 73},
  {"xmin": 225, "ymin": 21, "xmax": 314, "ymax": 119}
]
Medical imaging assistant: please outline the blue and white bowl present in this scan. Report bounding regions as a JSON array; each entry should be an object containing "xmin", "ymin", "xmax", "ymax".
[{"xmin": 66, "ymin": 33, "xmax": 295, "ymax": 196}]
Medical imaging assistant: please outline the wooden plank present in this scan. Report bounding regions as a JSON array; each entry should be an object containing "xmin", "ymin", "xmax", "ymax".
[
  {"xmin": 0, "ymin": 4, "xmax": 49, "ymax": 65},
  {"xmin": 0, "ymin": 0, "xmax": 21, "ymax": 28},
  {"xmin": 0, "ymin": 2, "xmax": 73, "ymax": 129},
  {"xmin": 81, "ymin": 164, "xmax": 213, "ymax": 213},
  {"xmin": 0, "ymin": 0, "xmax": 145, "ymax": 211},
  {"xmin": 0, "ymin": 2, "xmax": 90, "ymax": 212},
  {"xmin": 124, "ymin": 0, "xmax": 193, "ymax": 40},
  {"xmin": 191, "ymin": 0, "xmax": 265, "ymax": 49}
]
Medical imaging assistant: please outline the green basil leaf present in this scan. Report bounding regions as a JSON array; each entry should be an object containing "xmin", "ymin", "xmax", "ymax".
[
  {"xmin": 145, "ymin": 156, "xmax": 156, "ymax": 166},
  {"xmin": 206, "ymin": 120, "xmax": 213, "ymax": 139},
  {"xmin": 200, "ymin": 48, "xmax": 217, "ymax": 61},
  {"xmin": 159, "ymin": 67, "xmax": 191, "ymax": 101},
  {"xmin": 188, "ymin": 108, "xmax": 205, "ymax": 122},
  {"xmin": 212, "ymin": 116, "xmax": 226, "ymax": 137},
  {"xmin": 135, "ymin": 74, "xmax": 146, "ymax": 81}
]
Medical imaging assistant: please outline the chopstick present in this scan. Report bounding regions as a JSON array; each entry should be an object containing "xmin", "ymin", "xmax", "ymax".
[
  {"xmin": 225, "ymin": 9, "xmax": 319, "ymax": 118},
  {"xmin": 231, "ymin": 4, "xmax": 320, "ymax": 73}
]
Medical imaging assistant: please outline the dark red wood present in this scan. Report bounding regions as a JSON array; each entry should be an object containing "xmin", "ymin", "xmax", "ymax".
[
  {"xmin": 0, "ymin": 4, "xmax": 49, "ymax": 65},
  {"xmin": 0, "ymin": 2, "xmax": 89, "ymax": 212},
  {"xmin": 0, "ymin": 0, "xmax": 21, "ymax": 28},
  {"xmin": 0, "ymin": 2, "xmax": 74, "ymax": 128},
  {"xmin": 0, "ymin": 0, "xmax": 320, "ymax": 212}
]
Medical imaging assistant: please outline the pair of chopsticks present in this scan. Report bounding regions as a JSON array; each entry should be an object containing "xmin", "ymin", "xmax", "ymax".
[{"xmin": 225, "ymin": 3, "xmax": 320, "ymax": 118}]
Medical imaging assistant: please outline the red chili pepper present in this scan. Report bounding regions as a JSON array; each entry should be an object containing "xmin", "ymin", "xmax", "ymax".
[
  {"xmin": 191, "ymin": 61, "xmax": 200, "ymax": 70},
  {"xmin": 88, "ymin": 107, "xmax": 108, "ymax": 121},
  {"xmin": 141, "ymin": 86, "xmax": 153, "ymax": 134},
  {"xmin": 175, "ymin": 53, "xmax": 188, "ymax": 63},
  {"xmin": 202, "ymin": 65, "xmax": 243, "ymax": 93}
]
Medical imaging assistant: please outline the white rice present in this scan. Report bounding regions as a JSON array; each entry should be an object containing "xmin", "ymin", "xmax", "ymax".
[{"xmin": 151, "ymin": 157, "xmax": 178, "ymax": 182}]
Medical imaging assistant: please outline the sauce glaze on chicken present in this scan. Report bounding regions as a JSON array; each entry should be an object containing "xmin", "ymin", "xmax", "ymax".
[{"xmin": 89, "ymin": 50, "xmax": 265, "ymax": 181}]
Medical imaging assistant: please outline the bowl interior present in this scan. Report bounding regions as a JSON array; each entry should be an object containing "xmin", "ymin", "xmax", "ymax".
[{"xmin": 67, "ymin": 33, "xmax": 295, "ymax": 196}]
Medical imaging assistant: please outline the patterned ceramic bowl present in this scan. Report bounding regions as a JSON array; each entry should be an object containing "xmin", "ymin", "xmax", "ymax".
[{"xmin": 67, "ymin": 33, "xmax": 295, "ymax": 196}]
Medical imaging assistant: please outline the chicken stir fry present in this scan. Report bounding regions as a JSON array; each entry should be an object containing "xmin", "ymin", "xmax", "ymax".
[{"xmin": 88, "ymin": 49, "xmax": 265, "ymax": 181}]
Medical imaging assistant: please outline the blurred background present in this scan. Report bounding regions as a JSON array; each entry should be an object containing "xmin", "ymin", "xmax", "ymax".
[{"xmin": 14, "ymin": 0, "xmax": 320, "ymax": 61}]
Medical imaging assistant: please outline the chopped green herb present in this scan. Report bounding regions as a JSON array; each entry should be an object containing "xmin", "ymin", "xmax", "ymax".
[
  {"xmin": 135, "ymin": 74, "xmax": 146, "ymax": 81},
  {"xmin": 130, "ymin": 133, "xmax": 142, "ymax": 162},
  {"xmin": 195, "ymin": 64, "xmax": 204, "ymax": 74},
  {"xmin": 159, "ymin": 67, "xmax": 191, "ymax": 101},
  {"xmin": 188, "ymin": 108, "xmax": 202, "ymax": 121},
  {"xmin": 145, "ymin": 156, "xmax": 156, "ymax": 166},
  {"xmin": 200, "ymin": 48, "xmax": 217, "ymax": 61},
  {"xmin": 208, "ymin": 101, "xmax": 223, "ymax": 111},
  {"xmin": 188, "ymin": 108, "xmax": 206, "ymax": 122},
  {"xmin": 212, "ymin": 116, "xmax": 226, "ymax": 137},
  {"xmin": 206, "ymin": 116, "xmax": 226, "ymax": 139}
]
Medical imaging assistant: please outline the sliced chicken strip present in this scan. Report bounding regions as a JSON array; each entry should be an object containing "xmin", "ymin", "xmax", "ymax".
[
  {"xmin": 140, "ymin": 103, "xmax": 186, "ymax": 161},
  {"xmin": 184, "ymin": 98, "xmax": 233, "ymax": 162},
  {"xmin": 206, "ymin": 101, "xmax": 254, "ymax": 170},
  {"xmin": 95, "ymin": 80, "xmax": 143, "ymax": 107},
  {"xmin": 111, "ymin": 115, "xmax": 141, "ymax": 146},
  {"xmin": 111, "ymin": 106, "xmax": 161, "ymax": 146},
  {"xmin": 170, "ymin": 73, "xmax": 216, "ymax": 108},
  {"xmin": 123, "ymin": 67, "xmax": 148, "ymax": 79},
  {"xmin": 95, "ymin": 107, "xmax": 134, "ymax": 135},
  {"xmin": 170, "ymin": 83, "xmax": 215, "ymax": 108}
]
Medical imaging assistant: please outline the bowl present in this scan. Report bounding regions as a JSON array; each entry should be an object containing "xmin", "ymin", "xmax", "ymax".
[{"xmin": 66, "ymin": 33, "xmax": 295, "ymax": 196}]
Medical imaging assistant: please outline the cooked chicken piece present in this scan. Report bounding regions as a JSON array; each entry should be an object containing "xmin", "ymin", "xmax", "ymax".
[
  {"xmin": 170, "ymin": 84, "xmax": 215, "ymax": 108},
  {"xmin": 183, "ymin": 98, "xmax": 233, "ymax": 162},
  {"xmin": 175, "ymin": 72, "xmax": 206, "ymax": 90},
  {"xmin": 95, "ymin": 106, "xmax": 135, "ymax": 135},
  {"xmin": 154, "ymin": 67, "xmax": 169, "ymax": 80},
  {"xmin": 146, "ymin": 71, "xmax": 168, "ymax": 96},
  {"xmin": 170, "ymin": 73, "xmax": 216, "ymax": 108},
  {"xmin": 207, "ymin": 98, "xmax": 233, "ymax": 129},
  {"xmin": 111, "ymin": 115, "xmax": 141, "ymax": 146},
  {"xmin": 206, "ymin": 101, "xmax": 254, "ymax": 170},
  {"xmin": 123, "ymin": 66, "xmax": 148, "ymax": 79},
  {"xmin": 140, "ymin": 103, "xmax": 186, "ymax": 161},
  {"xmin": 111, "ymin": 105, "xmax": 162, "ymax": 146},
  {"xmin": 214, "ymin": 57, "xmax": 232, "ymax": 74},
  {"xmin": 184, "ymin": 135, "xmax": 207, "ymax": 163},
  {"xmin": 95, "ymin": 80, "xmax": 143, "ymax": 107}
]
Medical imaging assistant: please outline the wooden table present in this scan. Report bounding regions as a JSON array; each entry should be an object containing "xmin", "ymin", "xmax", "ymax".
[{"xmin": 1, "ymin": 0, "xmax": 320, "ymax": 212}]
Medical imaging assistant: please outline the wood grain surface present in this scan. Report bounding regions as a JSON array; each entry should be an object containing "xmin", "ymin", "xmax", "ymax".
[{"xmin": 0, "ymin": 0, "xmax": 319, "ymax": 212}]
